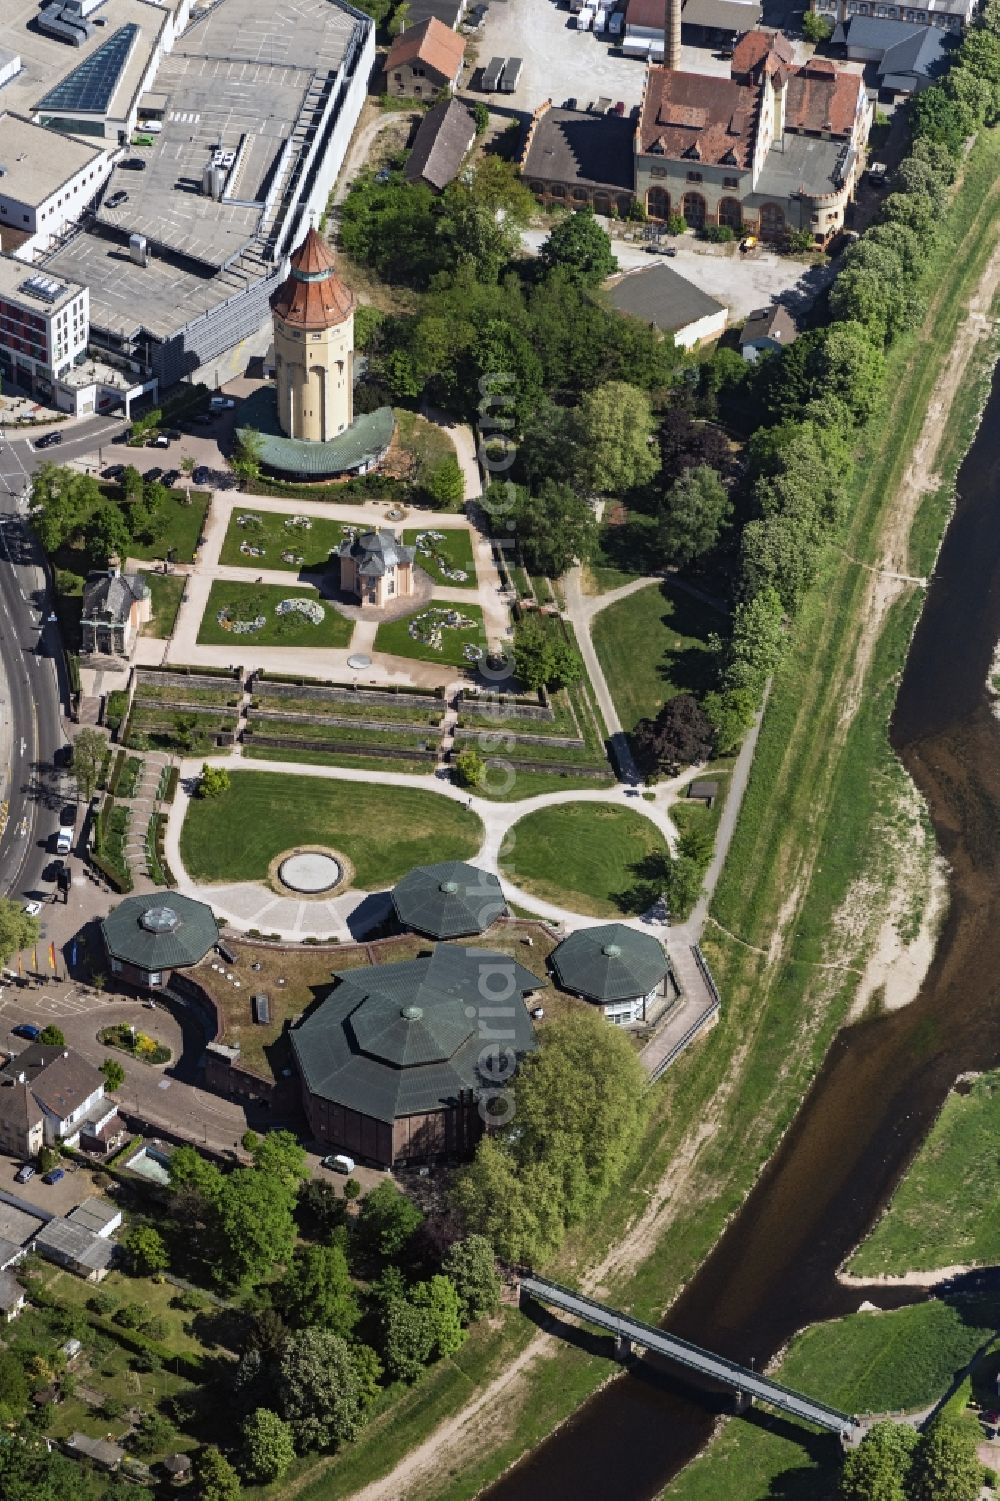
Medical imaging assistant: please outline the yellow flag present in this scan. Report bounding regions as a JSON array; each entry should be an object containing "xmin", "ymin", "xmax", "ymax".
[
  {"xmin": 48, "ymin": 943, "xmax": 57, "ymax": 974},
  {"xmin": 31, "ymin": 946, "xmax": 37, "ymax": 973}
]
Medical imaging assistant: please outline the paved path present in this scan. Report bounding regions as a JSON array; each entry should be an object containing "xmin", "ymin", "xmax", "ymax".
[
  {"xmin": 163, "ymin": 754, "xmax": 679, "ymax": 940},
  {"xmin": 562, "ymin": 568, "xmax": 661, "ymax": 784}
]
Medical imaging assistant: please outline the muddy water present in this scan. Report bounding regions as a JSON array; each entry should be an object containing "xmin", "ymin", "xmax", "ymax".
[{"xmin": 486, "ymin": 372, "xmax": 1000, "ymax": 1501}]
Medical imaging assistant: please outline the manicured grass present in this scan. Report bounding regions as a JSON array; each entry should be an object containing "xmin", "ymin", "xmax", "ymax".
[
  {"xmin": 180, "ymin": 769, "xmax": 483, "ymax": 887},
  {"xmin": 244, "ymin": 744, "xmax": 437, "ymax": 774},
  {"xmin": 143, "ymin": 571, "xmax": 185, "ymax": 638},
  {"xmin": 666, "ymin": 1296, "xmax": 1000, "ymax": 1501},
  {"xmin": 592, "ymin": 581, "xmax": 721, "ymax": 733},
  {"xmin": 218, "ymin": 509, "xmax": 349, "ymax": 571},
  {"xmin": 374, "ymin": 600, "xmax": 487, "ymax": 667},
  {"xmin": 502, "ymin": 801, "xmax": 669, "ymax": 916},
  {"xmin": 197, "ymin": 581, "xmax": 353, "ymax": 648},
  {"xmin": 127, "ymin": 489, "xmax": 210, "ymax": 564},
  {"xmin": 850, "ymin": 1071, "xmax": 1000, "ymax": 1275},
  {"xmin": 403, "ymin": 526, "xmax": 477, "ymax": 588}
]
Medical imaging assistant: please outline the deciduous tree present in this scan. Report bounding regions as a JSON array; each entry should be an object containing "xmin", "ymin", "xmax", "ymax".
[
  {"xmin": 354, "ymin": 1180, "xmax": 424, "ymax": 1268},
  {"xmin": 121, "ymin": 1224, "xmax": 169, "ymax": 1277},
  {"xmin": 278, "ymin": 1329, "xmax": 382, "ymax": 1452},
  {"xmin": 513, "ymin": 615, "xmax": 583, "ymax": 692},
  {"xmin": 911, "ymin": 1418, "xmax": 983, "ymax": 1501},
  {"xmin": 539, "ymin": 207, "xmax": 617, "ymax": 285},
  {"xmin": 240, "ymin": 1407, "xmax": 296, "ymax": 1485},
  {"xmin": 510, "ymin": 480, "xmax": 597, "ymax": 579},
  {"xmin": 442, "ymin": 1235, "xmax": 501, "ymax": 1323},
  {"xmin": 70, "ymin": 728, "xmax": 106, "ymax": 803},
  {"xmin": 278, "ymin": 1243, "xmax": 359, "ymax": 1337},
  {"xmin": 631, "ymin": 694, "xmax": 715, "ymax": 777},
  {"xmin": 197, "ymin": 763, "xmax": 231, "ymax": 799},
  {"xmin": 658, "ymin": 465, "xmax": 731, "ymax": 566},
  {"xmin": 574, "ymin": 382, "xmax": 658, "ymax": 495},
  {"xmin": 838, "ymin": 1420, "xmax": 916, "ymax": 1501},
  {"xmin": 195, "ymin": 1446, "xmax": 241, "ymax": 1501},
  {"xmin": 0, "ymin": 899, "xmax": 41, "ymax": 968}
]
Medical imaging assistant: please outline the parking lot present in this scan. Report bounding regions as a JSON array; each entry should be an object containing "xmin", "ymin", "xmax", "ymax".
[
  {"xmin": 0, "ymin": 1156, "xmax": 104, "ymax": 1218},
  {"xmin": 471, "ymin": 0, "xmax": 730, "ymax": 115}
]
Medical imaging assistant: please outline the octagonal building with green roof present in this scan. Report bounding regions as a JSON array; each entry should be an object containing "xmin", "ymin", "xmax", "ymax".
[
  {"xmin": 101, "ymin": 893, "xmax": 219, "ymax": 991},
  {"xmin": 391, "ymin": 861, "xmax": 507, "ymax": 940},
  {"xmin": 551, "ymin": 923, "xmax": 670, "ymax": 1027}
]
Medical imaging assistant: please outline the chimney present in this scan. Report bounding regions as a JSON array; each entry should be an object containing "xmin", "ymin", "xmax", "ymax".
[{"xmin": 664, "ymin": 0, "xmax": 681, "ymax": 70}]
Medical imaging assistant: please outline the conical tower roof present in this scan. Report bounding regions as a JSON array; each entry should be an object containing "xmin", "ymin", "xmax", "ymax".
[{"xmin": 270, "ymin": 227, "xmax": 355, "ymax": 331}]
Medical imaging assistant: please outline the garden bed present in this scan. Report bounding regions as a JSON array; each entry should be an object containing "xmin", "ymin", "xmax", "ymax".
[
  {"xmin": 197, "ymin": 581, "xmax": 353, "ymax": 648},
  {"xmin": 99, "ymin": 1022, "xmax": 171, "ymax": 1065},
  {"xmin": 403, "ymin": 527, "xmax": 476, "ymax": 588},
  {"xmin": 374, "ymin": 601, "xmax": 487, "ymax": 667},
  {"xmin": 218, "ymin": 510, "xmax": 350, "ymax": 571}
]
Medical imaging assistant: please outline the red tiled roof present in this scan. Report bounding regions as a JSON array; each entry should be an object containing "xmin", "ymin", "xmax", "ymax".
[
  {"xmin": 731, "ymin": 27, "xmax": 795, "ymax": 78},
  {"xmin": 785, "ymin": 62, "xmax": 863, "ymax": 137},
  {"xmin": 270, "ymin": 228, "xmax": 355, "ymax": 331},
  {"xmin": 639, "ymin": 68, "xmax": 757, "ymax": 169},
  {"xmin": 384, "ymin": 17, "xmax": 466, "ymax": 81}
]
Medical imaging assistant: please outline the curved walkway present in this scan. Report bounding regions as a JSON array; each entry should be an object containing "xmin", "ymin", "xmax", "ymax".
[{"xmin": 162, "ymin": 754, "xmax": 681, "ymax": 940}]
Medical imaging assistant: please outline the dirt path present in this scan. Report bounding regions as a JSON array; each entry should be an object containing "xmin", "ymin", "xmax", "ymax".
[{"xmin": 334, "ymin": 172, "xmax": 1000, "ymax": 1501}]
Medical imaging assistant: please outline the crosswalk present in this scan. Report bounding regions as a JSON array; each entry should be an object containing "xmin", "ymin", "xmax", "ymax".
[{"xmin": 168, "ymin": 110, "xmax": 201, "ymax": 124}]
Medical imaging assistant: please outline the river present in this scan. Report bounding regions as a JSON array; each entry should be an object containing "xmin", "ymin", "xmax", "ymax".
[{"xmin": 484, "ymin": 365, "xmax": 1000, "ymax": 1501}]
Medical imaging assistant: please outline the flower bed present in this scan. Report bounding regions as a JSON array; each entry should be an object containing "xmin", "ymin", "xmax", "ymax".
[{"xmin": 99, "ymin": 1022, "xmax": 171, "ymax": 1066}]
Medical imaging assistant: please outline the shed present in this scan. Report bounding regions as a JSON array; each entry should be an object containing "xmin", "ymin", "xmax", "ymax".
[
  {"xmin": 164, "ymin": 1451, "xmax": 193, "ymax": 1481},
  {"xmin": 66, "ymin": 1197, "xmax": 123, "ymax": 1238},
  {"xmin": 0, "ymin": 1270, "xmax": 25, "ymax": 1321},
  {"xmin": 64, "ymin": 1432, "xmax": 125, "ymax": 1471},
  {"xmin": 35, "ymin": 1217, "xmax": 115, "ymax": 1281},
  {"xmin": 607, "ymin": 263, "xmax": 728, "ymax": 350},
  {"xmin": 687, "ymin": 779, "xmax": 720, "ymax": 807}
]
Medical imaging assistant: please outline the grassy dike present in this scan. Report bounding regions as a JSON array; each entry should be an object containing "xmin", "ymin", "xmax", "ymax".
[{"xmin": 279, "ymin": 131, "xmax": 1000, "ymax": 1501}]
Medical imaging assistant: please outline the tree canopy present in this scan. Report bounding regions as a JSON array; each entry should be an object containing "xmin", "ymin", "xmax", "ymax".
[
  {"xmin": 539, "ymin": 208, "xmax": 618, "ymax": 285},
  {"xmin": 278, "ymin": 1329, "xmax": 382, "ymax": 1452}
]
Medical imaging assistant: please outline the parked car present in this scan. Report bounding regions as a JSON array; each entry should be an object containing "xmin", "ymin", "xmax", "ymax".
[
  {"xmin": 53, "ymin": 744, "xmax": 72, "ymax": 768},
  {"xmin": 613, "ymin": 100, "xmax": 625, "ymax": 116},
  {"xmin": 14, "ymin": 1164, "xmax": 34, "ymax": 1184},
  {"xmin": 210, "ymin": 396, "xmax": 236, "ymax": 410},
  {"xmin": 321, "ymin": 1154, "xmax": 355, "ymax": 1174},
  {"xmin": 645, "ymin": 243, "xmax": 677, "ymax": 256},
  {"xmin": 35, "ymin": 432, "xmax": 62, "ymax": 449},
  {"xmin": 105, "ymin": 190, "xmax": 129, "ymax": 209},
  {"xmin": 165, "ymin": 429, "xmax": 181, "ymax": 441},
  {"xmin": 102, "ymin": 463, "xmax": 124, "ymax": 479},
  {"xmin": 42, "ymin": 1167, "xmax": 65, "ymax": 1185},
  {"xmin": 56, "ymin": 827, "xmax": 73, "ymax": 855},
  {"xmin": 192, "ymin": 465, "xmax": 211, "ymax": 484},
  {"xmin": 150, "ymin": 433, "xmax": 170, "ymax": 449},
  {"xmin": 144, "ymin": 466, "xmax": 164, "ymax": 482},
  {"xmin": 12, "ymin": 1023, "xmax": 41, "ymax": 1041},
  {"xmin": 161, "ymin": 470, "xmax": 179, "ymax": 487},
  {"xmin": 563, "ymin": 96, "xmax": 578, "ymax": 110},
  {"xmin": 739, "ymin": 235, "xmax": 758, "ymax": 253},
  {"xmin": 121, "ymin": 158, "xmax": 147, "ymax": 171},
  {"xmin": 114, "ymin": 427, "xmax": 133, "ymax": 444},
  {"xmin": 23, "ymin": 900, "xmax": 42, "ymax": 918}
]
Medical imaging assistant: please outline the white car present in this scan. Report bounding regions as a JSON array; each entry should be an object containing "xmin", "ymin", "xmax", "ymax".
[{"xmin": 23, "ymin": 900, "xmax": 42, "ymax": 917}]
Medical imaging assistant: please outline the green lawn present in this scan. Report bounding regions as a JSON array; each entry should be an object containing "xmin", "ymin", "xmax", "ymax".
[
  {"xmin": 143, "ymin": 571, "xmax": 185, "ymax": 638},
  {"xmin": 592, "ymin": 582, "xmax": 721, "ymax": 733},
  {"xmin": 394, "ymin": 406, "xmax": 457, "ymax": 474},
  {"xmin": 197, "ymin": 581, "xmax": 353, "ymax": 648},
  {"xmin": 180, "ymin": 770, "xmax": 483, "ymax": 886},
  {"xmin": 219, "ymin": 510, "xmax": 350, "ymax": 571},
  {"xmin": 666, "ymin": 1296, "xmax": 1000, "ymax": 1501},
  {"xmin": 374, "ymin": 601, "xmax": 487, "ymax": 667},
  {"xmin": 404, "ymin": 527, "xmax": 477, "ymax": 588},
  {"xmin": 127, "ymin": 489, "xmax": 210, "ymax": 564},
  {"xmin": 501, "ymin": 802, "xmax": 669, "ymax": 917},
  {"xmin": 850, "ymin": 1072, "xmax": 1000, "ymax": 1275}
]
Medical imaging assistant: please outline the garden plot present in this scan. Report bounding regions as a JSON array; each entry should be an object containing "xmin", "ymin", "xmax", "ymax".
[
  {"xmin": 374, "ymin": 602, "xmax": 487, "ymax": 667},
  {"xmin": 197, "ymin": 581, "xmax": 353, "ymax": 648},
  {"xmin": 219, "ymin": 510, "xmax": 350, "ymax": 571},
  {"xmin": 403, "ymin": 528, "xmax": 477, "ymax": 588}
]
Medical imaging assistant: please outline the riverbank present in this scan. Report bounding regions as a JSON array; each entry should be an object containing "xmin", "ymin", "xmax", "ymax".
[{"xmin": 282, "ymin": 128, "xmax": 1000, "ymax": 1501}]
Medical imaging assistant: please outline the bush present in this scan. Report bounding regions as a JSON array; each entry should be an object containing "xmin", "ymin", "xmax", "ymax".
[
  {"xmin": 701, "ymin": 224, "xmax": 734, "ymax": 243},
  {"xmin": 802, "ymin": 9, "xmax": 833, "ymax": 42}
]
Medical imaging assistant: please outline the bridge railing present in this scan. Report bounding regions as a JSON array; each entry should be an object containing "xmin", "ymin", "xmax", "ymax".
[{"xmin": 520, "ymin": 1272, "xmax": 856, "ymax": 1433}]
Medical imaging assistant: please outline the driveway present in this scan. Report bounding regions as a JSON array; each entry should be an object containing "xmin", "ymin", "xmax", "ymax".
[
  {"xmin": 521, "ymin": 227, "xmax": 833, "ymax": 322},
  {"xmin": 471, "ymin": 0, "xmax": 728, "ymax": 114}
]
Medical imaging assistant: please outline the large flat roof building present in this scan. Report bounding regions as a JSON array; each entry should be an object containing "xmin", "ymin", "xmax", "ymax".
[{"xmin": 34, "ymin": 0, "xmax": 374, "ymax": 388}]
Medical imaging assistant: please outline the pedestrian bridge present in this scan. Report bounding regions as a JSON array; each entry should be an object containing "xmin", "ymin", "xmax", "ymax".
[{"xmin": 519, "ymin": 1273, "xmax": 859, "ymax": 1438}]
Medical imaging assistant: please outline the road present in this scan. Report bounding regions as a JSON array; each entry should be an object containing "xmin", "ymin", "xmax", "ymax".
[{"xmin": 0, "ymin": 415, "xmax": 122, "ymax": 904}]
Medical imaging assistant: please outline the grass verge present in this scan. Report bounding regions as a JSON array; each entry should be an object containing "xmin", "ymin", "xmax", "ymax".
[{"xmin": 502, "ymin": 802, "xmax": 668, "ymax": 917}]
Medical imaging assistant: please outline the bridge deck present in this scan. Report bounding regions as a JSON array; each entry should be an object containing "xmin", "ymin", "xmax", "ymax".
[{"xmin": 521, "ymin": 1274, "xmax": 856, "ymax": 1436}]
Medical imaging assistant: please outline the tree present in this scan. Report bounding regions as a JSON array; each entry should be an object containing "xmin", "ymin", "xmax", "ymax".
[
  {"xmin": 388, "ymin": 0, "xmax": 411, "ymax": 38},
  {"xmin": 839, "ymin": 1420, "xmax": 917, "ymax": 1501},
  {"xmin": 196, "ymin": 1446, "xmax": 242, "ymax": 1501},
  {"xmin": 911, "ymin": 1418, "xmax": 984, "ymax": 1501},
  {"xmin": 422, "ymin": 454, "xmax": 464, "ymax": 509},
  {"xmin": 232, "ymin": 427, "xmax": 264, "ymax": 484},
  {"xmin": 574, "ymin": 382, "xmax": 658, "ymax": 495},
  {"xmin": 215, "ymin": 1165, "xmax": 299, "ymax": 1288},
  {"xmin": 631, "ymin": 694, "xmax": 715, "ymax": 777},
  {"xmin": 442, "ymin": 1235, "xmax": 500, "ymax": 1323},
  {"xmin": 343, "ymin": 1177, "xmax": 362, "ymax": 1203},
  {"xmin": 451, "ymin": 1138, "xmax": 568, "ymax": 1266},
  {"xmin": 121, "ymin": 1223, "xmax": 168, "ymax": 1276},
  {"xmin": 510, "ymin": 480, "xmax": 598, "ymax": 578},
  {"xmin": 380, "ymin": 1294, "xmax": 436, "ymax": 1381},
  {"xmin": 198, "ymin": 763, "xmax": 231, "ymax": 798},
  {"xmin": 240, "ymin": 1408, "xmax": 296, "ymax": 1485},
  {"xmin": 470, "ymin": 156, "xmax": 537, "ymax": 226},
  {"xmin": 249, "ymin": 1129, "xmax": 309, "ymax": 1189},
  {"xmin": 539, "ymin": 208, "xmax": 617, "ymax": 285},
  {"xmin": 471, "ymin": 100, "xmax": 490, "ymax": 136},
  {"xmin": 802, "ymin": 8, "xmax": 833, "ymax": 40},
  {"xmin": 658, "ymin": 465, "xmax": 731, "ymax": 566},
  {"xmin": 411, "ymin": 1274, "xmax": 466, "ymax": 1357},
  {"xmin": 278, "ymin": 1329, "xmax": 382, "ymax": 1452},
  {"xmin": 513, "ymin": 615, "xmax": 583, "ymax": 693},
  {"xmin": 297, "ymin": 1178, "xmax": 346, "ymax": 1237},
  {"xmin": 278, "ymin": 1243, "xmax": 359, "ymax": 1337},
  {"xmin": 813, "ymin": 321, "xmax": 886, "ymax": 420},
  {"xmin": 38, "ymin": 1024, "xmax": 65, "ymax": 1046},
  {"xmin": 70, "ymin": 728, "xmax": 106, "ymax": 803},
  {"xmin": 0, "ymin": 899, "xmax": 41, "ymax": 967},
  {"xmin": 454, "ymin": 746, "xmax": 486, "ymax": 789},
  {"xmin": 128, "ymin": 1410, "xmax": 176, "ymax": 1458},
  {"xmin": 355, "ymin": 1180, "xmax": 424, "ymax": 1267},
  {"xmin": 86, "ymin": 503, "xmax": 133, "ymax": 568},
  {"xmin": 31, "ymin": 465, "xmax": 101, "ymax": 553},
  {"xmin": 0, "ymin": 1346, "xmax": 30, "ymax": 1424}
]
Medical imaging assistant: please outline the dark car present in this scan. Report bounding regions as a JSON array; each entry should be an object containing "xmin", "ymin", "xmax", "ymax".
[
  {"xmin": 165, "ymin": 429, "xmax": 182, "ymax": 441},
  {"xmin": 113, "ymin": 427, "xmax": 133, "ymax": 444},
  {"xmin": 144, "ymin": 466, "xmax": 164, "ymax": 482},
  {"xmin": 35, "ymin": 432, "xmax": 62, "ymax": 449},
  {"xmin": 105, "ymin": 190, "xmax": 128, "ymax": 209},
  {"xmin": 192, "ymin": 465, "xmax": 211, "ymax": 484},
  {"xmin": 102, "ymin": 463, "xmax": 124, "ymax": 479},
  {"xmin": 12, "ymin": 1023, "xmax": 41, "ymax": 1041},
  {"xmin": 53, "ymin": 744, "xmax": 72, "ymax": 768},
  {"xmin": 161, "ymin": 470, "xmax": 179, "ymax": 487},
  {"xmin": 42, "ymin": 1167, "xmax": 65, "ymax": 1185},
  {"xmin": 121, "ymin": 158, "xmax": 146, "ymax": 171}
]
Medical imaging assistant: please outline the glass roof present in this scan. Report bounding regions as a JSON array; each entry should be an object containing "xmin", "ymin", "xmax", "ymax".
[{"xmin": 37, "ymin": 24, "xmax": 139, "ymax": 115}]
